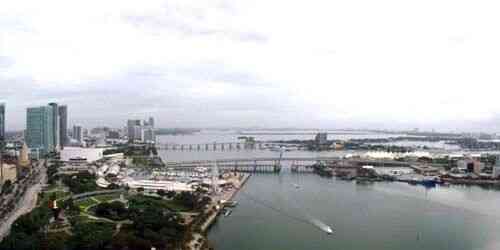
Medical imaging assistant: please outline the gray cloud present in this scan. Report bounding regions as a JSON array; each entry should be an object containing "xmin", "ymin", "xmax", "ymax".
[{"xmin": 122, "ymin": 5, "xmax": 268, "ymax": 44}]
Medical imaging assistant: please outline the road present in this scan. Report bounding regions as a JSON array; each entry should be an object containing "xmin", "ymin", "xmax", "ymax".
[{"xmin": 0, "ymin": 160, "xmax": 47, "ymax": 241}]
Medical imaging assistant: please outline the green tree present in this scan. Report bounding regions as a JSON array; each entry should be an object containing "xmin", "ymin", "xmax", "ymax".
[{"xmin": 69, "ymin": 222, "xmax": 114, "ymax": 250}]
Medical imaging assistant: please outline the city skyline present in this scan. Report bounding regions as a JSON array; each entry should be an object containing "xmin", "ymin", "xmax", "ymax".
[{"xmin": 2, "ymin": 0, "xmax": 500, "ymax": 132}]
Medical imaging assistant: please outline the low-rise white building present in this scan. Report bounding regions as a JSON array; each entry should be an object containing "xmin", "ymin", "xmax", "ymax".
[
  {"xmin": 61, "ymin": 147, "xmax": 105, "ymax": 163},
  {"xmin": 126, "ymin": 179, "xmax": 194, "ymax": 192}
]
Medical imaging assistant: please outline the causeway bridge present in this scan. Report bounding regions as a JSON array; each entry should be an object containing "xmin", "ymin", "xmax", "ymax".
[
  {"xmin": 163, "ymin": 157, "xmax": 415, "ymax": 173},
  {"xmin": 155, "ymin": 142, "xmax": 302, "ymax": 151}
]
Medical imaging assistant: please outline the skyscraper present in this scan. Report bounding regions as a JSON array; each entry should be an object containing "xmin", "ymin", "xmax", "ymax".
[
  {"xmin": 142, "ymin": 127, "xmax": 156, "ymax": 143},
  {"xmin": 0, "ymin": 103, "xmax": 4, "ymax": 183},
  {"xmin": 58, "ymin": 105, "xmax": 68, "ymax": 148},
  {"xmin": 73, "ymin": 125, "xmax": 83, "ymax": 143},
  {"xmin": 148, "ymin": 117, "xmax": 155, "ymax": 128},
  {"xmin": 0, "ymin": 103, "xmax": 5, "ymax": 141},
  {"xmin": 127, "ymin": 119, "xmax": 142, "ymax": 141},
  {"xmin": 48, "ymin": 103, "xmax": 60, "ymax": 150},
  {"xmin": 26, "ymin": 106, "xmax": 55, "ymax": 154}
]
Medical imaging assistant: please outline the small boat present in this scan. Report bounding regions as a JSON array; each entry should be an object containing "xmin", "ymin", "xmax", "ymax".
[
  {"xmin": 224, "ymin": 201, "xmax": 238, "ymax": 207},
  {"xmin": 224, "ymin": 209, "xmax": 232, "ymax": 217},
  {"xmin": 325, "ymin": 226, "xmax": 334, "ymax": 235}
]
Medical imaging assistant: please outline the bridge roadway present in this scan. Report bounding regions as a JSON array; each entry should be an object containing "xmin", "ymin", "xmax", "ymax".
[
  {"xmin": 155, "ymin": 142, "xmax": 303, "ymax": 151},
  {"xmin": 164, "ymin": 157, "xmax": 414, "ymax": 168}
]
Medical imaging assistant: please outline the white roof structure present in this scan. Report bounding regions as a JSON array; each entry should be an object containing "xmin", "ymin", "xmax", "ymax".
[
  {"xmin": 96, "ymin": 177, "xmax": 111, "ymax": 188},
  {"xmin": 364, "ymin": 151, "xmax": 396, "ymax": 159},
  {"xmin": 61, "ymin": 147, "xmax": 105, "ymax": 163},
  {"xmin": 106, "ymin": 165, "xmax": 120, "ymax": 176},
  {"xmin": 126, "ymin": 179, "xmax": 194, "ymax": 192},
  {"xmin": 402, "ymin": 151, "xmax": 432, "ymax": 158},
  {"xmin": 97, "ymin": 165, "xmax": 109, "ymax": 176},
  {"xmin": 201, "ymin": 179, "xmax": 229, "ymax": 186}
]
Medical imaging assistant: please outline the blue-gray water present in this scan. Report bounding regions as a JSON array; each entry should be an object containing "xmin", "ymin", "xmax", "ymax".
[
  {"xmin": 208, "ymin": 173, "xmax": 500, "ymax": 250},
  {"xmin": 157, "ymin": 131, "xmax": 500, "ymax": 250}
]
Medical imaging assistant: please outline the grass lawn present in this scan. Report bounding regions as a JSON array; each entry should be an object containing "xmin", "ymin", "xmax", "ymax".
[
  {"xmin": 93, "ymin": 193, "xmax": 122, "ymax": 203},
  {"xmin": 75, "ymin": 198, "xmax": 99, "ymax": 211}
]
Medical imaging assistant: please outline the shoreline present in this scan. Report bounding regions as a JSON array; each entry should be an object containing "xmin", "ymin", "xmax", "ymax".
[
  {"xmin": 187, "ymin": 174, "xmax": 251, "ymax": 250},
  {"xmin": 201, "ymin": 173, "xmax": 251, "ymax": 233}
]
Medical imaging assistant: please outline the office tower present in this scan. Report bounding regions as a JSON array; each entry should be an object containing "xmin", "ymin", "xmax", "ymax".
[
  {"xmin": 48, "ymin": 103, "xmax": 60, "ymax": 150},
  {"xmin": 107, "ymin": 130, "xmax": 120, "ymax": 139},
  {"xmin": 127, "ymin": 119, "xmax": 142, "ymax": 141},
  {"xmin": 73, "ymin": 125, "xmax": 83, "ymax": 143},
  {"xmin": 0, "ymin": 103, "xmax": 4, "ymax": 183},
  {"xmin": 142, "ymin": 127, "xmax": 156, "ymax": 143},
  {"xmin": 315, "ymin": 132, "xmax": 328, "ymax": 145},
  {"xmin": 58, "ymin": 105, "xmax": 68, "ymax": 148},
  {"xmin": 134, "ymin": 125, "xmax": 143, "ymax": 141},
  {"xmin": 0, "ymin": 103, "xmax": 4, "ymax": 141},
  {"xmin": 26, "ymin": 106, "xmax": 55, "ymax": 154},
  {"xmin": 148, "ymin": 117, "xmax": 155, "ymax": 128}
]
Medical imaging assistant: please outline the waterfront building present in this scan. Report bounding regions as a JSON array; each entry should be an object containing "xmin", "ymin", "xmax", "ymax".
[
  {"xmin": 73, "ymin": 125, "xmax": 83, "ymax": 143},
  {"xmin": 127, "ymin": 119, "xmax": 142, "ymax": 141},
  {"xmin": 107, "ymin": 130, "xmax": 120, "ymax": 139},
  {"xmin": 126, "ymin": 179, "xmax": 194, "ymax": 192},
  {"xmin": 148, "ymin": 117, "xmax": 155, "ymax": 127},
  {"xmin": 142, "ymin": 126, "xmax": 156, "ymax": 143},
  {"xmin": 82, "ymin": 128, "xmax": 89, "ymax": 137},
  {"xmin": 127, "ymin": 118, "xmax": 156, "ymax": 143},
  {"xmin": 0, "ymin": 103, "xmax": 5, "ymax": 141},
  {"xmin": 315, "ymin": 132, "xmax": 328, "ymax": 145},
  {"xmin": 59, "ymin": 105, "xmax": 68, "ymax": 148},
  {"xmin": 26, "ymin": 105, "xmax": 55, "ymax": 155},
  {"xmin": 48, "ymin": 103, "xmax": 60, "ymax": 151},
  {"xmin": 493, "ymin": 155, "xmax": 500, "ymax": 178},
  {"xmin": 133, "ymin": 125, "xmax": 143, "ymax": 141},
  {"xmin": 457, "ymin": 159, "xmax": 484, "ymax": 175}
]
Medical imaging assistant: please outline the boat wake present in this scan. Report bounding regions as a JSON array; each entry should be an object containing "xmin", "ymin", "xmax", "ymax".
[
  {"xmin": 309, "ymin": 218, "xmax": 334, "ymax": 234},
  {"xmin": 240, "ymin": 191, "xmax": 334, "ymax": 234}
]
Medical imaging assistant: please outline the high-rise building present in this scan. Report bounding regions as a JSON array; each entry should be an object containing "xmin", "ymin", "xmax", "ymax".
[
  {"xmin": 26, "ymin": 106, "xmax": 55, "ymax": 154},
  {"xmin": 0, "ymin": 103, "xmax": 5, "ymax": 141},
  {"xmin": 58, "ymin": 105, "xmax": 68, "ymax": 148},
  {"xmin": 134, "ymin": 125, "xmax": 143, "ymax": 141},
  {"xmin": 127, "ymin": 119, "xmax": 142, "ymax": 141},
  {"xmin": 0, "ymin": 103, "xmax": 4, "ymax": 183},
  {"xmin": 48, "ymin": 103, "xmax": 60, "ymax": 150},
  {"xmin": 107, "ymin": 130, "xmax": 120, "ymax": 139},
  {"xmin": 315, "ymin": 132, "xmax": 328, "ymax": 145},
  {"xmin": 17, "ymin": 142, "xmax": 31, "ymax": 177},
  {"xmin": 493, "ymin": 155, "xmax": 500, "ymax": 178},
  {"xmin": 148, "ymin": 117, "xmax": 155, "ymax": 128},
  {"xmin": 142, "ymin": 127, "xmax": 156, "ymax": 143},
  {"xmin": 73, "ymin": 125, "xmax": 83, "ymax": 143}
]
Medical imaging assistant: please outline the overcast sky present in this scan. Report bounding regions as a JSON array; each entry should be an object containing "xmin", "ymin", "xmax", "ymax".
[{"xmin": 1, "ymin": 0, "xmax": 500, "ymax": 132}]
